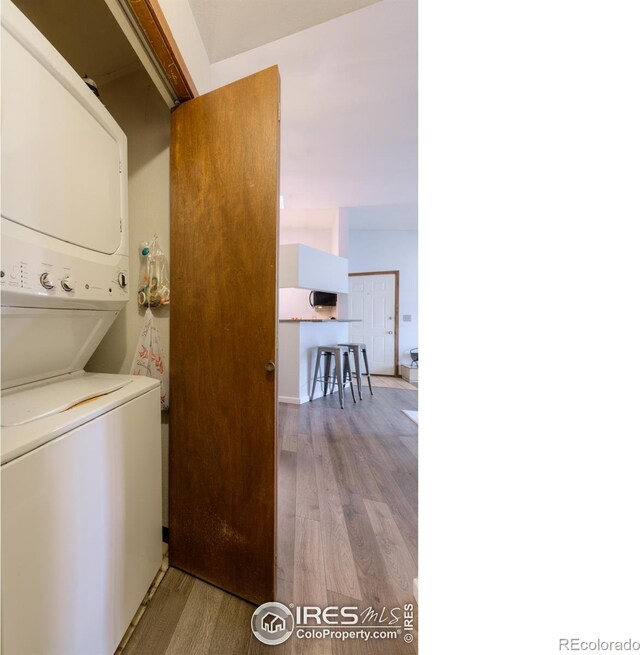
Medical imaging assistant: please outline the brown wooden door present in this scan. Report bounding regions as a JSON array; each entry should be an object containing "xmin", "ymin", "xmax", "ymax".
[{"xmin": 169, "ymin": 66, "xmax": 280, "ymax": 605}]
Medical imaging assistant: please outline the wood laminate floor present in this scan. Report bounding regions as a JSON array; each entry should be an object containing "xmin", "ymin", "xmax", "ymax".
[
  {"xmin": 124, "ymin": 387, "xmax": 418, "ymax": 654},
  {"xmin": 369, "ymin": 375, "xmax": 417, "ymax": 390}
]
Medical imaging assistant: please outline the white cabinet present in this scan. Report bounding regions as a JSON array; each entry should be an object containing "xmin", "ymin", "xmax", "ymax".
[{"xmin": 279, "ymin": 243, "xmax": 348, "ymax": 293}]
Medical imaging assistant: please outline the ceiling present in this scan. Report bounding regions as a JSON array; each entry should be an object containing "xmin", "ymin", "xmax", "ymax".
[
  {"xmin": 205, "ymin": 0, "xmax": 418, "ymax": 223},
  {"xmin": 187, "ymin": 0, "xmax": 382, "ymax": 63}
]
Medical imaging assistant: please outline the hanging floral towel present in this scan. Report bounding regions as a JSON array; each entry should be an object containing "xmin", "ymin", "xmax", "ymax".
[{"xmin": 130, "ymin": 308, "xmax": 169, "ymax": 410}]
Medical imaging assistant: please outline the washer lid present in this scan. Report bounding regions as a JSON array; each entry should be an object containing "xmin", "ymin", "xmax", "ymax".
[
  {"xmin": 1, "ymin": 307, "xmax": 121, "ymax": 390},
  {"xmin": 1, "ymin": 372, "xmax": 160, "ymax": 465},
  {"xmin": 1, "ymin": 374, "xmax": 131, "ymax": 427}
]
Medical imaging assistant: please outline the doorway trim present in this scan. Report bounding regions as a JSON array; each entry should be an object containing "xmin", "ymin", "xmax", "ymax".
[
  {"xmin": 349, "ymin": 270, "xmax": 400, "ymax": 376},
  {"xmin": 118, "ymin": 0, "xmax": 197, "ymax": 103}
]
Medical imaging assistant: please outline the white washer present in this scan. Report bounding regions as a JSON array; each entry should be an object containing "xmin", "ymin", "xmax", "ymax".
[
  {"xmin": 1, "ymin": 374, "xmax": 161, "ymax": 654},
  {"xmin": 1, "ymin": 2, "xmax": 162, "ymax": 653}
]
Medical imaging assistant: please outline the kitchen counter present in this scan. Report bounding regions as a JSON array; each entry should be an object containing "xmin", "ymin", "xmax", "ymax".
[{"xmin": 278, "ymin": 320, "xmax": 355, "ymax": 404}]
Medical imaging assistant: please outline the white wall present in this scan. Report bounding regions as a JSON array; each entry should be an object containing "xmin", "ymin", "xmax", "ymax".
[
  {"xmin": 336, "ymin": 209, "xmax": 349, "ymax": 258},
  {"xmin": 280, "ymin": 227, "xmax": 334, "ymax": 253},
  {"xmin": 348, "ymin": 229, "xmax": 418, "ymax": 366},
  {"xmin": 336, "ymin": 209, "xmax": 350, "ymax": 318},
  {"xmin": 205, "ymin": 0, "xmax": 418, "ymax": 211},
  {"xmin": 86, "ymin": 68, "xmax": 171, "ymax": 527}
]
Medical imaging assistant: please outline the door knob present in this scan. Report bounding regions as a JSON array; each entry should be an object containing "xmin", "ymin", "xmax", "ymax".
[
  {"xmin": 386, "ymin": 331, "xmax": 393, "ymax": 335},
  {"xmin": 265, "ymin": 361, "xmax": 276, "ymax": 372}
]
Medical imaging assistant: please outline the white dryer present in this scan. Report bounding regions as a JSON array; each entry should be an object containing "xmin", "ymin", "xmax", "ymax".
[{"xmin": 1, "ymin": 2, "xmax": 162, "ymax": 653}]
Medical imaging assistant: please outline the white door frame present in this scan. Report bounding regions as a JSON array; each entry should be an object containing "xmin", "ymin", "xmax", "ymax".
[{"xmin": 349, "ymin": 270, "xmax": 400, "ymax": 376}]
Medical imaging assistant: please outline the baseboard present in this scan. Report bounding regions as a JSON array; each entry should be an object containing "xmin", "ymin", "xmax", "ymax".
[
  {"xmin": 279, "ymin": 384, "xmax": 352, "ymax": 405},
  {"xmin": 278, "ymin": 395, "xmax": 310, "ymax": 405}
]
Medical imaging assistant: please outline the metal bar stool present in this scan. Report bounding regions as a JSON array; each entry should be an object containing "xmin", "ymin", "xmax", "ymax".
[
  {"xmin": 310, "ymin": 346, "xmax": 356, "ymax": 408},
  {"xmin": 338, "ymin": 343, "xmax": 373, "ymax": 399}
]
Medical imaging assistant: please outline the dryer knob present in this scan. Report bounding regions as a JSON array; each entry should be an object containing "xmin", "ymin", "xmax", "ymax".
[
  {"xmin": 61, "ymin": 276, "xmax": 75, "ymax": 292},
  {"xmin": 40, "ymin": 272, "xmax": 55, "ymax": 290},
  {"xmin": 117, "ymin": 272, "xmax": 127, "ymax": 288}
]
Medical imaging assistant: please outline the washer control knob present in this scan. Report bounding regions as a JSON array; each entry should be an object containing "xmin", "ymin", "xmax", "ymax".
[
  {"xmin": 40, "ymin": 272, "xmax": 55, "ymax": 290},
  {"xmin": 61, "ymin": 276, "xmax": 75, "ymax": 292},
  {"xmin": 117, "ymin": 272, "xmax": 127, "ymax": 288}
]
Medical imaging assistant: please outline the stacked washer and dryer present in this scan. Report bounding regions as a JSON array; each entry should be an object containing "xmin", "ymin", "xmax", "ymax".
[{"xmin": 1, "ymin": 2, "xmax": 163, "ymax": 653}]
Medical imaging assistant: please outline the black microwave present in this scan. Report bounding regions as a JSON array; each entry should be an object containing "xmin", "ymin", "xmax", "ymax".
[{"xmin": 309, "ymin": 291, "xmax": 337, "ymax": 307}]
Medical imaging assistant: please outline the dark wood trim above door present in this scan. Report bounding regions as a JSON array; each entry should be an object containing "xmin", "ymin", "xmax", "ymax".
[
  {"xmin": 349, "ymin": 271, "xmax": 400, "ymax": 376},
  {"xmin": 123, "ymin": 0, "xmax": 197, "ymax": 102}
]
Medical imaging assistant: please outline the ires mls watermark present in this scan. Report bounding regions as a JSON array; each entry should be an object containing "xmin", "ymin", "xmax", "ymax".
[
  {"xmin": 251, "ymin": 603, "xmax": 295, "ymax": 645},
  {"xmin": 559, "ymin": 638, "xmax": 640, "ymax": 651},
  {"xmin": 251, "ymin": 602, "xmax": 416, "ymax": 645}
]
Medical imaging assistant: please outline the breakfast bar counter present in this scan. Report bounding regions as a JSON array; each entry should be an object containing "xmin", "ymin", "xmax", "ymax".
[{"xmin": 277, "ymin": 319, "xmax": 360, "ymax": 404}]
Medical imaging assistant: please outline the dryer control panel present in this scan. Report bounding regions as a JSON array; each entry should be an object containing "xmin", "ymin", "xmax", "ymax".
[{"xmin": 1, "ymin": 220, "xmax": 129, "ymax": 311}]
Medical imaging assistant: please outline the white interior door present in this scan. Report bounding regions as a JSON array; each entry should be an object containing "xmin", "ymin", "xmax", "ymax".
[{"xmin": 349, "ymin": 273, "xmax": 397, "ymax": 375}]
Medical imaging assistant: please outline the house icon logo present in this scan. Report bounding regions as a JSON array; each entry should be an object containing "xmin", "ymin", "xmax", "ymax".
[
  {"xmin": 251, "ymin": 602, "xmax": 294, "ymax": 645},
  {"xmin": 262, "ymin": 612, "xmax": 286, "ymax": 633}
]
